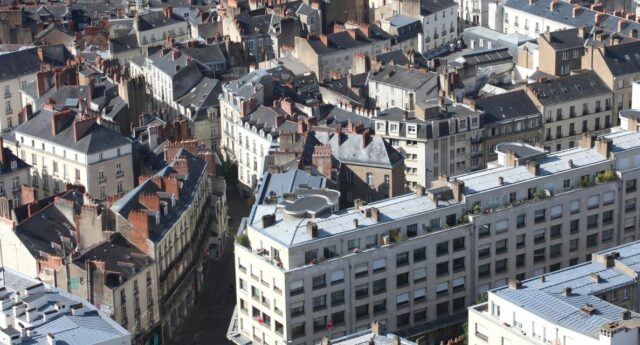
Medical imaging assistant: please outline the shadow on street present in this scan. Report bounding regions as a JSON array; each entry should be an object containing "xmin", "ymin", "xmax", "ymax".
[{"xmin": 166, "ymin": 186, "xmax": 251, "ymax": 345}]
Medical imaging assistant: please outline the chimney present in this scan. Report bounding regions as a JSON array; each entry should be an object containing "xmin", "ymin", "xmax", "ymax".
[
  {"xmin": 504, "ymin": 150, "xmax": 517, "ymax": 167},
  {"xmin": 572, "ymin": 4, "xmax": 581, "ymax": 17},
  {"xmin": 550, "ymin": 0, "xmax": 558, "ymax": 11},
  {"xmin": 51, "ymin": 110, "xmax": 75, "ymax": 136},
  {"xmin": 590, "ymin": 273, "xmax": 601, "ymax": 283},
  {"xmin": 354, "ymin": 198, "xmax": 365, "ymax": 210},
  {"xmin": 371, "ymin": 321, "xmax": 383, "ymax": 335},
  {"xmin": 21, "ymin": 185, "xmax": 37, "ymax": 205},
  {"xmin": 164, "ymin": 6, "xmax": 173, "ymax": 18},
  {"xmin": 595, "ymin": 137, "xmax": 612, "ymax": 158},
  {"xmin": 307, "ymin": 221, "xmax": 318, "ymax": 238},
  {"xmin": 362, "ymin": 130, "xmax": 371, "ymax": 148},
  {"xmin": 321, "ymin": 336, "xmax": 331, "ymax": 345},
  {"xmin": 451, "ymin": 180, "xmax": 465, "ymax": 202},
  {"xmin": 167, "ymin": 35, "xmax": 175, "ymax": 47},
  {"xmin": 498, "ymin": 176, "xmax": 504, "ymax": 185},
  {"xmin": 623, "ymin": 310, "xmax": 632, "ymax": 320},
  {"xmin": 25, "ymin": 104, "xmax": 33, "ymax": 120},
  {"xmin": 138, "ymin": 193, "xmax": 161, "ymax": 212},
  {"xmin": 262, "ymin": 214, "xmax": 276, "ymax": 228},
  {"xmin": 595, "ymin": 12, "xmax": 605, "ymax": 24},
  {"xmin": 631, "ymin": 29, "xmax": 638, "ymax": 38},
  {"xmin": 415, "ymin": 185, "xmax": 425, "ymax": 196},
  {"xmin": 563, "ymin": 287, "xmax": 572, "ymax": 296},
  {"xmin": 618, "ymin": 19, "xmax": 627, "ymax": 32},
  {"xmin": 319, "ymin": 34, "xmax": 328, "ymax": 46},
  {"xmin": 581, "ymin": 303, "xmax": 596, "ymax": 315},
  {"xmin": 370, "ymin": 207, "xmax": 380, "ymax": 222},
  {"xmin": 508, "ymin": 279, "xmax": 522, "ymax": 290},
  {"xmin": 528, "ymin": 0, "xmax": 534, "ymax": 4},
  {"xmin": 46, "ymin": 334, "xmax": 55, "ymax": 345},
  {"xmin": 163, "ymin": 177, "xmax": 180, "ymax": 198},
  {"xmin": 72, "ymin": 117, "xmax": 97, "ymax": 142},
  {"xmin": 527, "ymin": 160, "xmax": 540, "ymax": 176},
  {"xmin": 581, "ymin": 132, "xmax": 595, "ymax": 148},
  {"xmin": 37, "ymin": 47, "xmax": 45, "ymax": 62},
  {"xmin": 605, "ymin": 253, "xmax": 615, "ymax": 268},
  {"xmin": 568, "ymin": 159, "xmax": 574, "ymax": 168},
  {"xmin": 0, "ymin": 137, "xmax": 4, "ymax": 167},
  {"xmin": 626, "ymin": 13, "xmax": 636, "ymax": 22},
  {"xmin": 392, "ymin": 336, "xmax": 401, "ymax": 345}
]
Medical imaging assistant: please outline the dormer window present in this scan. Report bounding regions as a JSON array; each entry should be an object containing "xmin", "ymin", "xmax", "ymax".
[
  {"xmin": 389, "ymin": 123, "xmax": 399, "ymax": 132},
  {"xmin": 407, "ymin": 125, "xmax": 417, "ymax": 135},
  {"xmin": 376, "ymin": 121, "xmax": 386, "ymax": 131}
]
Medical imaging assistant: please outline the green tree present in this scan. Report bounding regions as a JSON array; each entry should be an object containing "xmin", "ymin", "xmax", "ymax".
[{"xmin": 222, "ymin": 158, "xmax": 238, "ymax": 186}]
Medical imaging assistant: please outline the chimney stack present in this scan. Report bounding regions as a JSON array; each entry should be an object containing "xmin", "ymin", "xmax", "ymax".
[
  {"xmin": 451, "ymin": 180, "xmax": 465, "ymax": 202},
  {"xmin": 595, "ymin": 137, "xmax": 612, "ymax": 158},
  {"xmin": 581, "ymin": 132, "xmax": 595, "ymax": 148},
  {"xmin": 307, "ymin": 221, "xmax": 318, "ymax": 238},
  {"xmin": 527, "ymin": 160, "xmax": 540, "ymax": 176},
  {"xmin": 563, "ymin": 287, "xmax": 572, "ymax": 296},
  {"xmin": 550, "ymin": 0, "xmax": 559, "ymax": 11},
  {"xmin": 262, "ymin": 214, "xmax": 276, "ymax": 228}
]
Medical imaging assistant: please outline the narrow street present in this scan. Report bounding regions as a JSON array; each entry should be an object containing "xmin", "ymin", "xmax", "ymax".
[{"xmin": 166, "ymin": 187, "xmax": 251, "ymax": 345}]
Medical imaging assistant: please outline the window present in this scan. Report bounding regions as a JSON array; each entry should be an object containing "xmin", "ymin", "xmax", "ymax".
[
  {"xmin": 588, "ymin": 195, "xmax": 600, "ymax": 209},
  {"xmin": 437, "ymin": 301, "xmax": 449, "ymax": 316},
  {"xmin": 373, "ymin": 299, "xmax": 386, "ymax": 314},
  {"xmin": 355, "ymin": 284, "xmax": 369, "ymax": 299},
  {"xmin": 550, "ymin": 205, "xmax": 562, "ymax": 219},
  {"xmin": 347, "ymin": 238, "xmax": 360, "ymax": 251},
  {"xmin": 534, "ymin": 229, "xmax": 545, "ymax": 244},
  {"xmin": 355, "ymin": 264, "xmax": 368, "ymax": 278},
  {"xmin": 413, "ymin": 268, "xmax": 426, "ymax": 282},
  {"xmin": 550, "ymin": 224, "xmax": 562, "ymax": 239},
  {"xmin": 570, "ymin": 239, "xmax": 579, "ymax": 252},
  {"xmin": 414, "ymin": 287, "xmax": 426, "ymax": 301},
  {"xmin": 396, "ymin": 252, "xmax": 409, "ymax": 267},
  {"xmin": 587, "ymin": 233, "xmax": 598, "ymax": 247},
  {"xmin": 396, "ymin": 292, "xmax": 409, "ymax": 306},
  {"xmin": 330, "ymin": 271, "xmax": 344, "ymax": 285},
  {"xmin": 626, "ymin": 179, "xmax": 637, "ymax": 193},
  {"xmin": 397, "ymin": 272, "xmax": 409, "ymax": 287},
  {"xmin": 516, "ymin": 253, "xmax": 526, "ymax": 267},
  {"xmin": 571, "ymin": 200, "xmax": 580, "ymax": 214},
  {"xmin": 570, "ymin": 219, "xmax": 580, "ymax": 234},
  {"xmin": 479, "ymin": 263, "xmax": 490, "ymax": 277},
  {"xmin": 366, "ymin": 173, "xmax": 374, "ymax": 186},
  {"xmin": 373, "ymin": 278, "xmax": 386, "ymax": 294},
  {"xmin": 290, "ymin": 280, "xmax": 303, "ymax": 296},
  {"xmin": 437, "ymin": 262, "xmax": 449, "ymax": 276},
  {"xmin": 453, "ymin": 257, "xmax": 465, "ymax": 272},
  {"xmin": 436, "ymin": 281, "xmax": 449, "ymax": 296},
  {"xmin": 550, "ymin": 243, "xmax": 562, "ymax": 258},
  {"xmin": 453, "ymin": 237, "xmax": 465, "ymax": 251},
  {"xmin": 313, "ymin": 295, "xmax": 326, "ymax": 311},
  {"xmin": 534, "ymin": 209, "xmax": 546, "ymax": 223},
  {"xmin": 331, "ymin": 290, "xmax": 344, "ymax": 306},
  {"xmin": 495, "ymin": 259, "xmax": 507, "ymax": 273},
  {"xmin": 517, "ymin": 214, "xmax": 526, "ymax": 228},
  {"xmin": 495, "ymin": 239, "xmax": 507, "ymax": 254},
  {"xmin": 603, "ymin": 210, "xmax": 614, "ymax": 224},
  {"xmin": 534, "ymin": 248, "xmax": 545, "ymax": 262},
  {"xmin": 479, "ymin": 224, "xmax": 491, "ymax": 238},
  {"xmin": 603, "ymin": 191, "xmax": 614, "ymax": 205},
  {"xmin": 602, "ymin": 229, "xmax": 613, "ymax": 242},
  {"xmin": 495, "ymin": 220, "xmax": 508, "ymax": 233},
  {"xmin": 625, "ymin": 198, "xmax": 636, "ymax": 212},
  {"xmin": 372, "ymin": 258, "xmax": 386, "ymax": 273},
  {"xmin": 516, "ymin": 234, "xmax": 525, "ymax": 248},
  {"xmin": 437, "ymin": 241, "xmax": 449, "ymax": 256},
  {"xmin": 312, "ymin": 275, "xmax": 326, "ymax": 290},
  {"xmin": 587, "ymin": 214, "xmax": 599, "ymax": 229}
]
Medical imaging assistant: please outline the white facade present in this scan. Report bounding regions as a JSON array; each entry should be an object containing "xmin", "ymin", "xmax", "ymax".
[
  {"xmin": 233, "ymin": 126, "xmax": 640, "ymax": 345},
  {"xmin": 235, "ymin": 121, "xmax": 277, "ymax": 189},
  {"xmin": 420, "ymin": 4, "xmax": 458, "ymax": 52}
]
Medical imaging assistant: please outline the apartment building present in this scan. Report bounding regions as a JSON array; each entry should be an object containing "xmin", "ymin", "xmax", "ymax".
[
  {"xmin": 232, "ymin": 124, "xmax": 640, "ymax": 345},
  {"xmin": 468, "ymin": 241, "xmax": 640, "ymax": 345},
  {"xmin": 132, "ymin": 7, "xmax": 190, "ymax": 48},
  {"xmin": 368, "ymin": 65, "xmax": 438, "ymax": 111},
  {"xmin": 11, "ymin": 107, "xmax": 134, "ymax": 200},
  {"xmin": 373, "ymin": 100, "xmax": 482, "ymax": 188},
  {"xmin": 71, "ymin": 233, "xmax": 160, "ymax": 343},
  {"xmin": 400, "ymin": 0, "xmax": 458, "ymax": 52},
  {"xmin": 524, "ymin": 71, "xmax": 614, "ymax": 152},
  {"xmin": 294, "ymin": 25, "xmax": 391, "ymax": 80},
  {"xmin": 583, "ymin": 40, "xmax": 640, "ymax": 112},
  {"xmin": 380, "ymin": 15, "xmax": 423, "ymax": 53},
  {"xmin": 111, "ymin": 142, "xmax": 216, "ymax": 341},
  {"xmin": 0, "ymin": 267, "xmax": 131, "ymax": 345},
  {"xmin": 0, "ymin": 138, "xmax": 30, "ymax": 207},
  {"xmin": 474, "ymin": 90, "xmax": 542, "ymax": 163},
  {"xmin": 501, "ymin": 0, "xmax": 640, "ymax": 39},
  {"xmin": 0, "ymin": 45, "xmax": 73, "ymax": 132},
  {"xmin": 219, "ymin": 69, "xmax": 274, "ymax": 161}
]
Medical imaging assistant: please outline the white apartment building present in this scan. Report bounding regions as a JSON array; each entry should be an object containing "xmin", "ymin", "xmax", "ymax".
[
  {"xmin": 368, "ymin": 66, "xmax": 438, "ymax": 111},
  {"xmin": 468, "ymin": 241, "xmax": 640, "ymax": 345},
  {"xmin": 220, "ymin": 70, "xmax": 272, "ymax": 161},
  {"xmin": 400, "ymin": 0, "xmax": 458, "ymax": 52},
  {"xmin": 501, "ymin": 0, "xmax": 640, "ymax": 39},
  {"xmin": 132, "ymin": 8, "xmax": 190, "ymax": 48},
  {"xmin": 0, "ymin": 138, "xmax": 30, "ymax": 207},
  {"xmin": 233, "ymin": 118, "xmax": 640, "ymax": 345},
  {"xmin": 11, "ymin": 107, "xmax": 134, "ymax": 200}
]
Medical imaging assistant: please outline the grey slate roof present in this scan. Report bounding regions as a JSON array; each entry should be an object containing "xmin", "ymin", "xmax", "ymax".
[
  {"xmin": 420, "ymin": 0, "xmax": 457, "ymax": 15},
  {"xmin": 492, "ymin": 241, "xmax": 640, "ymax": 338},
  {"xmin": 527, "ymin": 70, "xmax": 611, "ymax": 105},
  {"xmin": 14, "ymin": 109, "xmax": 132, "ymax": 154},
  {"xmin": 598, "ymin": 40, "xmax": 640, "ymax": 76},
  {"xmin": 73, "ymin": 233, "xmax": 151, "ymax": 289},
  {"xmin": 176, "ymin": 77, "xmax": 221, "ymax": 117},
  {"xmin": 0, "ymin": 45, "xmax": 70, "ymax": 82},
  {"xmin": 255, "ymin": 169, "xmax": 326, "ymax": 204},
  {"xmin": 504, "ymin": 0, "xmax": 640, "ymax": 38},
  {"xmin": 313, "ymin": 130, "xmax": 404, "ymax": 169},
  {"xmin": 111, "ymin": 148, "xmax": 208, "ymax": 242},
  {"xmin": 368, "ymin": 65, "xmax": 437, "ymax": 90},
  {"xmin": 135, "ymin": 11, "xmax": 185, "ymax": 32},
  {"xmin": 109, "ymin": 34, "xmax": 140, "ymax": 54},
  {"xmin": 475, "ymin": 90, "xmax": 541, "ymax": 125}
]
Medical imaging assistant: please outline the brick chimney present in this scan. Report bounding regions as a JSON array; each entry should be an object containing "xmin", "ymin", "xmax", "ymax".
[
  {"xmin": 163, "ymin": 6, "xmax": 173, "ymax": 18},
  {"xmin": 581, "ymin": 132, "xmax": 595, "ymax": 148},
  {"xmin": 296, "ymin": 120, "xmax": 307, "ymax": 134},
  {"xmin": 362, "ymin": 130, "xmax": 371, "ymax": 148},
  {"xmin": 312, "ymin": 144, "xmax": 332, "ymax": 177},
  {"xmin": 319, "ymin": 34, "xmax": 328, "ymax": 46},
  {"xmin": 172, "ymin": 158, "xmax": 190, "ymax": 176},
  {"xmin": 128, "ymin": 211, "xmax": 150, "ymax": 254},
  {"xmin": 550, "ymin": 0, "xmax": 559, "ymax": 11},
  {"xmin": 139, "ymin": 193, "xmax": 161, "ymax": 212},
  {"xmin": 595, "ymin": 137, "xmax": 612, "ymax": 158},
  {"xmin": 572, "ymin": 4, "xmax": 581, "ymax": 17},
  {"xmin": 451, "ymin": 180, "xmax": 465, "ymax": 202},
  {"xmin": 72, "ymin": 117, "xmax": 96, "ymax": 142},
  {"xmin": 281, "ymin": 98, "xmax": 293, "ymax": 115},
  {"xmin": 21, "ymin": 185, "xmax": 37, "ymax": 206},
  {"xmin": 527, "ymin": 160, "xmax": 540, "ymax": 176},
  {"xmin": 163, "ymin": 177, "xmax": 181, "ymax": 199},
  {"xmin": 595, "ymin": 12, "xmax": 605, "ymax": 24},
  {"xmin": 51, "ymin": 109, "xmax": 75, "ymax": 136}
]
